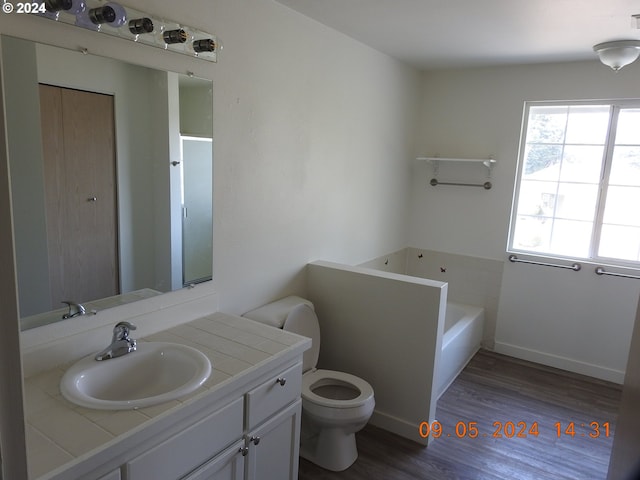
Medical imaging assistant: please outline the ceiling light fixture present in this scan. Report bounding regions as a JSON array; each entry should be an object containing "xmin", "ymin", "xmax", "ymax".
[{"xmin": 593, "ymin": 40, "xmax": 640, "ymax": 71}]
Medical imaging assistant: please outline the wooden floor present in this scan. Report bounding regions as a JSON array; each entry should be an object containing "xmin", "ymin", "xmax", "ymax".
[{"xmin": 298, "ymin": 350, "xmax": 622, "ymax": 480}]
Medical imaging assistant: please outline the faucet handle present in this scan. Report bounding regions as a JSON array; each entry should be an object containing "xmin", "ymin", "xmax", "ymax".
[{"xmin": 113, "ymin": 321, "xmax": 137, "ymax": 341}]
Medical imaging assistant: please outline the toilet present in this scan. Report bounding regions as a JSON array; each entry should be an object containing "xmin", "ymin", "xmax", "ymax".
[{"xmin": 243, "ymin": 296, "xmax": 375, "ymax": 472}]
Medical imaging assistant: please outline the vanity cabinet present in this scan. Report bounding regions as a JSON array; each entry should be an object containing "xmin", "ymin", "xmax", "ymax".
[
  {"xmin": 25, "ymin": 313, "xmax": 311, "ymax": 480},
  {"xmin": 123, "ymin": 363, "xmax": 303, "ymax": 480}
]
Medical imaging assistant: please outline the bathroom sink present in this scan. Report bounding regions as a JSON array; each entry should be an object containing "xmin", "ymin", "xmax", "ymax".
[{"xmin": 60, "ymin": 342, "xmax": 212, "ymax": 410}]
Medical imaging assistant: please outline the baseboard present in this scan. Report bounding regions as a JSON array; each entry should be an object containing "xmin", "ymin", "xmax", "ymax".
[
  {"xmin": 369, "ymin": 410, "xmax": 429, "ymax": 446},
  {"xmin": 493, "ymin": 341, "xmax": 625, "ymax": 384}
]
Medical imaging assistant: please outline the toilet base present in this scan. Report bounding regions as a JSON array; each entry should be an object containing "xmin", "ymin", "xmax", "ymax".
[{"xmin": 300, "ymin": 426, "xmax": 358, "ymax": 472}]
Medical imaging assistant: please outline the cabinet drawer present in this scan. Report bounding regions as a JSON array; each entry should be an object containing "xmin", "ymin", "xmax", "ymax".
[
  {"xmin": 126, "ymin": 398, "xmax": 243, "ymax": 480},
  {"xmin": 246, "ymin": 363, "xmax": 302, "ymax": 429}
]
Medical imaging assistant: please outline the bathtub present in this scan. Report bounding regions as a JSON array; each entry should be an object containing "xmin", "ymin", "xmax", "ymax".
[{"xmin": 437, "ymin": 302, "xmax": 485, "ymax": 398}]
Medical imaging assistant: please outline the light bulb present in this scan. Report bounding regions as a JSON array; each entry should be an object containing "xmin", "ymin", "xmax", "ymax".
[
  {"xmin": 191, "ymin": 38, "xmax": 217, "ymax": 54},
  {"xmin": 129, "ymin": 17, "xmax": 154, "ymax": 35},
  {"xmin": 44, "ymin": 0, "xmax": 71, "ymax": 11},
  {"xmin": 87, "ymin": 2, "xmax": 126, "ymax": 28},
  {"xmin": 44, "ymin": 0, "xmax": 84, "ymax": 14},
  {"xmin": 162, "ymin": 28, "xmax": 189, "ymax": 45}
]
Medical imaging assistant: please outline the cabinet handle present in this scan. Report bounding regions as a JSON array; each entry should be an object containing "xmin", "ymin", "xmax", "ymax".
[
  {"xmin": 239, "ymin": 446, "xmax": 249, "ymax": 456},
  {"xmin": 276, "ymin": 377, "xmax": 286, "ymax": 386},
  {"xmin": 250, "ymin": 435, "xmax": 261, "ymax": 445}
]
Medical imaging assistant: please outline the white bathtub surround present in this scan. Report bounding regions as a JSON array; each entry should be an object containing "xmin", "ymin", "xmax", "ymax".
[
  {"xmin": 359, "ymin": 247, "xmax": 502, "ymax": 349},
  {"xmin": 438, "ymin": 302, "xmax": 484, "ymax": 397},
  {"xmin": 307, "ymin": 261, "xmax": 447, "ymax": 446}
]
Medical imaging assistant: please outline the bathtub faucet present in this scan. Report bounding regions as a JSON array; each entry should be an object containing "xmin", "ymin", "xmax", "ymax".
[{"xmin": 62, "ymin": 301, "xmax": 86, "ymax": 319}]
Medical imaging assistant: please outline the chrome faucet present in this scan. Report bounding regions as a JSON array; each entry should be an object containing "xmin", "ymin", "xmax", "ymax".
[
  {"xmin": 62, "ymin": 301, "xmax": 86, "ymax": 319},
  {"xmin": 95, "ymin": 321, "xmax": 137, "ymax": 361}
]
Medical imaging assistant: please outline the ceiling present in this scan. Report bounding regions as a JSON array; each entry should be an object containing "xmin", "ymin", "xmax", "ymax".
[{"xmin": 275, "ymin": 0, "xmax": 640, "ymax": 70}]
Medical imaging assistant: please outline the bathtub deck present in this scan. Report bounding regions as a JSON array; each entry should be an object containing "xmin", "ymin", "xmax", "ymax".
[{"xmin": 299, "ymin": 349, "xmax": 622, "ymax": 480}]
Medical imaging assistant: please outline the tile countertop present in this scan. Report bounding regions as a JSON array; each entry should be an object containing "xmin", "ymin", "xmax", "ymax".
[{"xmin": 24, "ymin": 312, "xmax": 311, "ymax": 480}]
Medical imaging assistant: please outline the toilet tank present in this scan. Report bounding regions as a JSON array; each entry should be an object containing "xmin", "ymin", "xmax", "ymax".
[
  {"xmin": 243, "ymin": 296, "xmax": 320, "ymax": 372},
  {"xmin": 242, "ymin": 295, "xmax": 314, "ymax": 328}
]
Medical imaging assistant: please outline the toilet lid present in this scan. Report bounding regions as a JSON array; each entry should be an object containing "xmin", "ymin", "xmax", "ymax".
[
  {"xmin": 302, "ymin": 369, "xmax": 374, "ymax": 409},
  {"xmin": 283, "ymin": 304, "xmax": 320, "ymax": 372}
]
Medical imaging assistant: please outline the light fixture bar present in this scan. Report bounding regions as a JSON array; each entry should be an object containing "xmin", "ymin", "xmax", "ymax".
[{"xmin": 35, "ymin": 0, "xmax": 220, "ymax": 62}]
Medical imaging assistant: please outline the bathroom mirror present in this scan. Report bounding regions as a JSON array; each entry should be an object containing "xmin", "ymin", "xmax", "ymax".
[{"xmin": 1, "ymin": 35, "xmax": 213, "ymax": 331}]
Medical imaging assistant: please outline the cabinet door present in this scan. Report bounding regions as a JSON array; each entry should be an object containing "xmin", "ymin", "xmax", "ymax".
[
  {"xmin": 245, "ymin": 400, "xmax": 301, "ymax": 480},
  {"xmin": 183, "ymin": 440, "xmax": 245, "ymax": 480},
  {"xmin": 126, "ymin": 398, "xmax": 243, "ymax": 480}
]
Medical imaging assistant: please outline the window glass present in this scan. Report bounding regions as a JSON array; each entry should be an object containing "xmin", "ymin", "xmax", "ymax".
[
  {"xmin": 564, "ymin": 106, "xmax": 610, "ymax": 144},
  {"xmin": 509, "ymin": 102, "xmax": 640, "ymax": 267},
  {"xmin": 558, "ymin": 145, "xmax": 604, "ymax": 183},
  {"xmin": 599, "ymin": 225, "xmax": 640, "ymax": 261},
  {"xmin": 615, "ymin": 109, "xmax": 640, "ymax": 144},
  {"xmin": 609, "ymin": 147, "xmax": 640, "ymax": 186}
]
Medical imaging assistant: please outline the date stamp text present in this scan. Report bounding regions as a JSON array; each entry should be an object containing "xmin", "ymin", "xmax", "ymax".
[{"xmin": 418, "ymin": 421, "xmax": 611, "ymax": 439}]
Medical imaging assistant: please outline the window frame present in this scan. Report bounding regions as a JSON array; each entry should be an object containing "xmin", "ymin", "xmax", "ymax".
[{"xmin": 507, "ymin": 99, "xmax": 640, "ymax": 268}]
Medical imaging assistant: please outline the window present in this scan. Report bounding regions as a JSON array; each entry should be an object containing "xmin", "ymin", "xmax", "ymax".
[{"xmin": 508, "ymin": 101, "xmax": 640, "ymax": 266}]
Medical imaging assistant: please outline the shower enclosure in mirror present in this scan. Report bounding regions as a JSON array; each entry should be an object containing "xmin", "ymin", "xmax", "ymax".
[{"xmin": 1, "ymin": 35, "xmax": 213, "ymax": 330}]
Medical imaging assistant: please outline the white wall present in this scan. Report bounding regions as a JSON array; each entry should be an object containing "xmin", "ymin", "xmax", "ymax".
[
  {"xmin": 307, "ymin": 261, "xmax": 447, "ymax": 445},
  {"xmin": 409, "ymin": 61, "xmax": 640, "ymax": 382},
  {"xmin": 211, "ymin": 0, "xmax": 421, "ymax": 313}
]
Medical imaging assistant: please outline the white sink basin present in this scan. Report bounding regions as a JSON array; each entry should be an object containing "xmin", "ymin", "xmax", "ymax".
[{"xmin": 60, "ymin": 342, "xmax": 212, "ymax": 410}]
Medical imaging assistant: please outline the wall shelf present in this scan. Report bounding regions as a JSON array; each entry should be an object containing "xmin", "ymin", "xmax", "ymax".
[
  {"xmin": 416, "ymin": 156, "xmax": 496, "ymax": 190},
  {"xmin": 416, "ymin": 156, "xmax": 496, "ymax": 169}
]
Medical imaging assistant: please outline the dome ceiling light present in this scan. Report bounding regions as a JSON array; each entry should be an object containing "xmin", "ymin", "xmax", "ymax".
[{"xmin": 593, "ymin": 40, "xmax": 640, "ymax": 71}]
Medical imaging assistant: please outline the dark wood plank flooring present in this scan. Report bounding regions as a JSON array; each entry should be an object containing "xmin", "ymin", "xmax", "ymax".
[{"xmin": 299, "ymin": 350, "xmax": 622, "ymax": 480}]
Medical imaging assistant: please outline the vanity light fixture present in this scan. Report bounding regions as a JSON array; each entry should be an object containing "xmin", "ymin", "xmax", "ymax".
[
  {"xmin": 36, "ymin": 0, "xmax": 220, "ymax": 62},
  {"xmin": 593, "ymin": 40, "xmax": 640, "ymax": 71}
]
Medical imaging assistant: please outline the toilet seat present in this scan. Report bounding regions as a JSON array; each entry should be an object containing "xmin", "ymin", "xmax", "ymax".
[{"xmin": 303, "ymin": 369, "xmax": 374, "ymax": 409}]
